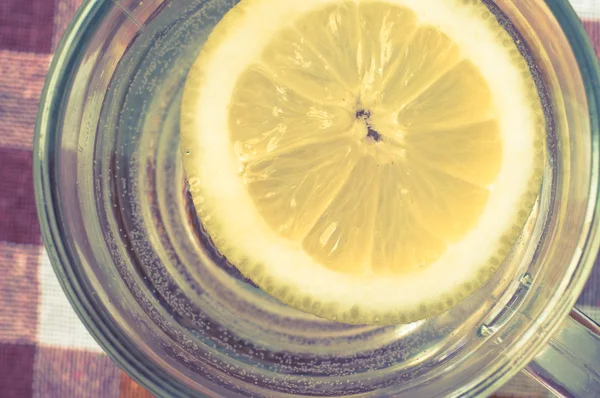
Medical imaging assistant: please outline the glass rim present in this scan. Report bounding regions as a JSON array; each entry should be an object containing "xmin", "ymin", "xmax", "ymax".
[{"xmin": 33, "ymin": 0, "xmax": 600, "ymax": 396}]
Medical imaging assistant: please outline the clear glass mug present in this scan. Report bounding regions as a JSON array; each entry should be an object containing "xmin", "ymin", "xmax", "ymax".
[{"xmin": 33, "ymin": 0, "xmax": 600, "ymax": 396}]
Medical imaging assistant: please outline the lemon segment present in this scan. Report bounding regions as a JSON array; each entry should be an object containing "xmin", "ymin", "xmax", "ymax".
[
  {"xmin": 243, "ymin": 139, "xmax": 360, "ymax": 241},
  {"xmin": 375, "ymin": 25, "xmax": 461, "ymax": 110},
  {"xmin": 357, "ymin": 3, "xmax": 419, "ymax": 101},
  {"xmin": 294, "ymin": 3, "xmax": 363, "ymax": 90},
  {"xmin": 405, "ymin": 164, "xmax": 490, "ymax": 243},
  {"xmin": 230, "ymin": 66, "xmax": 354, "ymax": 160},
  {"xmin": 397, "ymin": 60, "xmax": 495, "ymax": 130},
  {"xmin": 259, "ymin": 28, "xmax": 354, "ymax": 105},
  {"xmin": 371, "ymin": 162, "xmax": 447, "ymax": 274},
  {"xmin": 302, "ymin": 156, "xmax": 381, "ymax": 274},
  {"xmin": 404, "ymin": 120, "xmax": 502, "ymax": 186},
  {"xmin": 181, "ymin": 0, "xmax": 545, "ymax": 324}
]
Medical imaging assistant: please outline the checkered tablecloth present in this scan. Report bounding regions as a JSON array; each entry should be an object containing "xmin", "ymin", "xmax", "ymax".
[{"xmin": 1, "ymin": 0, "xmax": 600, "ymax": 397}]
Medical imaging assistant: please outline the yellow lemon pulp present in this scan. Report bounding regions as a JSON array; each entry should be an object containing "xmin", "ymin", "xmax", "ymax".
[{"xmin": 181, "ymin": 0, "xmax": 545, "ymax": 324}]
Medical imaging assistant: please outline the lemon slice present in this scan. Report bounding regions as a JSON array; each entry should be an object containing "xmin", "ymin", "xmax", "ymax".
[{"xmin": 181, "ymin": 0, "xmax": 545, "ymax": 324}]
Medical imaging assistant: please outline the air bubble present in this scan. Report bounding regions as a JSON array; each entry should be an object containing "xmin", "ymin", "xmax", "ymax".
[
  {"xmin": 478, "ymin": 324, "xmax": 494, "ymax": 337},
  {"xmin": 519, "ymin": 272, "xmax": 533, "ymax": 288}
]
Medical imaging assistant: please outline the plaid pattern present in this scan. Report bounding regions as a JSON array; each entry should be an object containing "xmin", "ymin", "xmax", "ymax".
[{"xmin": 0, "ymin": 0, "xmax": 598, "ymax": 397}]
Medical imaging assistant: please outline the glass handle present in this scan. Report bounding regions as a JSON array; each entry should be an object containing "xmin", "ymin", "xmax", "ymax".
[{"xmin": 524, "ymin": 308, "xmax": 600, "ymax": 397}]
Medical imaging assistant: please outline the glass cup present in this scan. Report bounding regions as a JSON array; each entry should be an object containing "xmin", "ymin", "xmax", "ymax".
[{"xmin": 33, "ymin": 0, "xmax": 600, "ymax": 396}]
